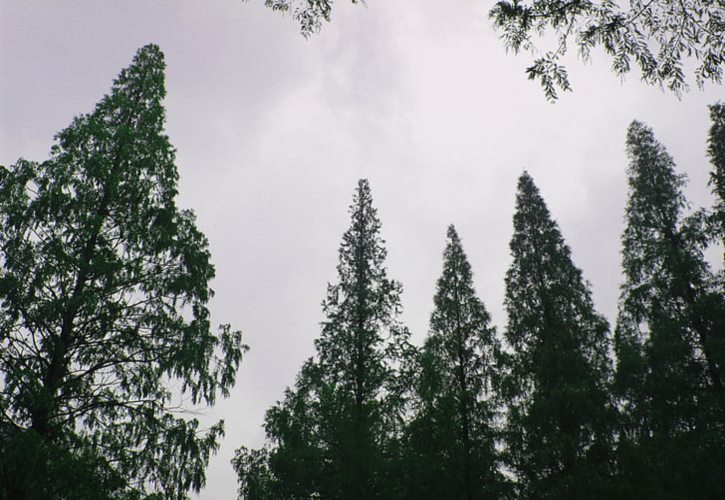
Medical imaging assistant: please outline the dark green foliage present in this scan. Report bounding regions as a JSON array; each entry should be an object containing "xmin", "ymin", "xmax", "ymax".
[
  {"xmin": 235, "ymin": 180, "xmax": 412, "ymax": 499},
  {"xmin": 708, "ymin": 102, "xmax": 725, "ymax": 255},
  {"xmin": 256, "ymin": 360, "xmax": 326, "ymax": 498},
  {"xmin": 502, "ymin": 172, "xmax": 615, "ymax": 498},
  {"xmin": 248, "ymin": 0, "xmax": 725, "ymax": 100},
  {"xmin": 405, "ymin": 226, "xmax": 506, "ymax": 499},
  {"xmin": 614, "ymin": 120, "xmax": 725, "ymax": 499},
  {"xmin": 0, "ymin": 45, "xmax": 246, "ymax": 499},
  {"xmin": 489, "ymin": 0, "xmax": 725, "ymax": 100},
  {"xmin": 232, "ymin": 446, "xmax": 276, "ymax": 499},
  {"xmin": 242, "ymin": 0, "xmax": 348, "ymax": 37},
  {"xmin": 233, "ymin": 109, "xmax": 725, "ymax": 498}
]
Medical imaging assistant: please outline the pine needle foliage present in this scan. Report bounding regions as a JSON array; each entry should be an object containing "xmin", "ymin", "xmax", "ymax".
[
  {"xmin": 708, "ymin": 102, "xmax": 725, "ymax": 256},
  {"xmin": 614, "ymin": 121, "xmax": 725, "ymax": 499},
  {"xmin": 405, "ymin": 225, "xmax": 506, "ymax": 499},
  {"xmin": 235, "ymin": 180, "xmax": 412, "ymax": 499},
  {"xmin": 502, "ymin": 172, "xmax": 615, "ymax": 498}
]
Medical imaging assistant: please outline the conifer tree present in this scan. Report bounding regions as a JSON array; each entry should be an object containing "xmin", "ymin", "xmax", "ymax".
[
  {"xmin": 405, "ymin": 225, "xmax": 504, "ymax": 499},
  {"xmin": 615, "ymin": 121, "xmax": 725, "ymax": 498},
  {"xmin": 0, "ymin": 45, "xmax": 245, "ymax": 499},
  {"xmin": 708, "ymin": 102, "xmax": 725, "ymax": 255},
  {"xmin": 235, "ymin": 180, "xmax": 412, "ymax": 499},
  {"xmin": 502, "ymin": 172, "xmax": 614, "ymax": 498}
]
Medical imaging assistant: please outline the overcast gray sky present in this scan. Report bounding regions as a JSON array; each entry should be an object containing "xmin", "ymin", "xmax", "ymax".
[{"xmin": 1, "ymin": 0, "xmax": 723, "ymax": 497}]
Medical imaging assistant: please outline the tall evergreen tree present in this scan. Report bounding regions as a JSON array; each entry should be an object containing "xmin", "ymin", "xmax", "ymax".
[
  {"xmin": 706, "ymin": 101, "xmax": 725, "ymax": 424},
  {"xmin": 0, "ymin": 45, "xmax": 245, "ymax": 499},
  {"xmin": 614, "ymin": 121, "xmax": 725, "ymax": 499},
  {"xmin": 708, "ymin": 102, "xmax": 725, "ymax": 256},
  {"xmin": 405, "ymin": 225, "xmax": 505, "ymax": 499},
  {"xmin": 502, "ymin": 172, "xmax": 614, "ymax": 499},
  {"xmin": 235, "ymin": 179, "xmax": 412, "ymax": 499}
]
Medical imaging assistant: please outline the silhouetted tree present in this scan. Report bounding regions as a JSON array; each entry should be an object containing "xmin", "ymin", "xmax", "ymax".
[
  {"xmin": 614, "ymin": 121, "xmax": 725, "ymax": 499},
  {"xmin": 501, "ymin": 172, "xmax": 615, "ymax": 498},
  {"xmin": 0, "ymin": 45, "xmax": 245, "ymax": 499},
  {"xmin": 405, "ymin": 225, "xmax": 506, "ymax": 499},
  {"xmin": 708, "ymin": 102, "xmax": 725, "ymax": 256},
  {"xmin": 235, "ymin": 180, "xmax": 412, "ymax": 499}
]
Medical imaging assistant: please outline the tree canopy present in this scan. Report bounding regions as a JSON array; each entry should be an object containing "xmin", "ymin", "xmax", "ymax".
[
  {"xmin": 0, "ymin": 44, "xmax": 245, "ymax": 499},
  {"xmin": 249, "ymin": 0, "xmax": 725, "ymax": 101}
]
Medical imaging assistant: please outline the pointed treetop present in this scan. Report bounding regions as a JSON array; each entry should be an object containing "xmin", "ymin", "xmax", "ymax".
[
  {"xmin": 412, "ymin": 223, "xmax": 502, "ymax": 499},
  {"xmin": 356, "ymin": 178, "xmax": 371, "ymax": 195},
  {"xmin": 446, "ymin": 223, "xmax": 460, "ymax": 241},
  {"xmin": 429, "ymin": 223, "xmax": 496, "ymax": 362},
  {"xmin": 518, "ymin": 169, "xmax": 533, "ymax": 183},
  {"xmin": 504, "ymin": 170, "xmax": 613, "ymax": 498},
  {"xmin": 317, "ymin": 177, "xmax": 407, "ymax": 396},
  {"xmin": 75, "ymin": 43, "xmax": 167, "ymax": 133},
  {"xmin": 350, "ymin": 178, "xmax": 374, "ymax": 213},
  {"xmin": 515, "ymin": 171, "xmax": 539, "ymax": 200},
  {"xmin": 335, "ymin": 178, "xmax": 388, "ymax": 279},
  {"xmin": 438, "ymin": 224, "xmax": 470, "ymax": 282},
  {"xmin": 110, "ymin": 44, "xmax": 166, "ymax": 99},
  {"xmin": 46, "ymin": 43, "xmax": 179, "ymax": 212},
  {"xmin": 625, "ymin": 119, "xmax": 684, "ymax": 193},
  {"xmin": 505, "ymin": 169, "xmax": 608, "ymax": 353},
  {"xmin": 432, "ymin": 224, "xmax": 480, "ymax": 319},
  {"xmin": 511, "ymin": 171, "xmax": 567, "ymax": 252},
  {"xmin": 626, "ymin": 120, "xmax": 678, "ymax": 167},
  {"xmin": 515, "ymin": 170, "xmax": 546, "ymax": 207},
  {"xmin": 623, "ymin": 120, "xmax": 688, "ymax": 250}
]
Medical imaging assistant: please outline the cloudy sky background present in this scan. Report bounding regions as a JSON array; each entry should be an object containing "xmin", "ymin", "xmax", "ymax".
[{"xmin": 1, "ymin": 0, "xmax": 723, "ymax": 497}]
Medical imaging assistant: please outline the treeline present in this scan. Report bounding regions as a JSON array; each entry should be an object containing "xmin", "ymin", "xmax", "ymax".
[
  {"xmin": 0, "ymin": 44, "xmax": 723, "ymax": 500},
  {"xmin": 234, "ymin": 115, "xmax": 725, "ymax": 498}
]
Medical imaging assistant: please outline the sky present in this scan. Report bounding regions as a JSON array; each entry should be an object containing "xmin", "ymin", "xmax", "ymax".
[{"xmin": 1, "ymin": 0, "xmax": 723, "ymax": 497}]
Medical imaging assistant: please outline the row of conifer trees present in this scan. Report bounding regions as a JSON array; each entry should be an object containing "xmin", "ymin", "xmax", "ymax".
[
  {"xmin": 234, "ymin": 109, "xmax": 725, "ymax": 500},
  {"xmin": 0, "ymin": 46, "xmax": 722, "ymax": 499}
]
